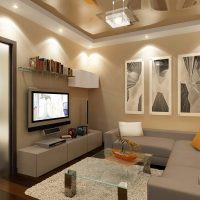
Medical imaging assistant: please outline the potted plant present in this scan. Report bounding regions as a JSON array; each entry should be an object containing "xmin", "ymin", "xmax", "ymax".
[{"xmin": 112, "ymin": 135, "xmax": 140, "ymax": 162}]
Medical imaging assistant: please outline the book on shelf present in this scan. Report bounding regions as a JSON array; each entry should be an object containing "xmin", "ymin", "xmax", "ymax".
[
  {"xmin": 37, "ymin": 58, "xmax": 45, "ymax": 71},
  {"xmin": 38, "ymin": 58, "xmax": 47, "ymax": 71},
  {"xmin": 47, "ymin": 59, "xmax": 51, "ymax": 72},
  {"xmin": 50, "ymin": 59, "xmax": 54, "ymax": 72},
  {"xmin": 28, "ymin": 56, "xmax": 73, "ymax": 76},
  {"xmin": 59, "ymin": 64, "xmax": 63, "ymax": 74},
  {"xmin": 29, "ymin": 56, "xmax": 39, "ymax": 69},
  {"xmin": 60, "ymin": 135, "xmax": 72, "ymax": 140}
]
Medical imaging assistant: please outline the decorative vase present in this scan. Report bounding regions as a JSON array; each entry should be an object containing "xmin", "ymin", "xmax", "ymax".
[{"xmin": 112, "ymin": 149, "xmax": 137, "ymax": 162}]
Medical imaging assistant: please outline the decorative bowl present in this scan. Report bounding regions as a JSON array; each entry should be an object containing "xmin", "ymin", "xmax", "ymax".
[{"xmin": 112, "ymin": 149, "xmax": 137, "ymax": 162}]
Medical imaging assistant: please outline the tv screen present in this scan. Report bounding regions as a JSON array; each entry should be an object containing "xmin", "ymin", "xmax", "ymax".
[
  {"xmin": 33, "ymin": 92, "xmax": 69, "ymax": 122},
  {"xmin": 28, "ymin": 89, "xmax": 70, "ymax": 132}
]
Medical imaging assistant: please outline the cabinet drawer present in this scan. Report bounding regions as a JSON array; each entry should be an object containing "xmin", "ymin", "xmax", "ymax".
[
  {"xmin": 67, "ymin": 137, "xmax": 87, "ymax": 161},
  {"xmin": 37, "ymin": 144, "xmax": 67, "ymax": 176},
  {"xmin": 87, "ymin": 132, "xmax": 102, "ymax": 152}
]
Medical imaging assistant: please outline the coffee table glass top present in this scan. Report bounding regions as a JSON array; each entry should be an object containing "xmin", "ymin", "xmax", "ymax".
[{"xmin": 66, "ymin": 148, "xmax": 152, "ymax": 188}]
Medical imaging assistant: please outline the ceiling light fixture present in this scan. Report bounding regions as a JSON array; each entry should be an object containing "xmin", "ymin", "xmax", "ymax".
[{"xmin": 104, "ymin": 0, "xmax": 137, "ymax": 28}]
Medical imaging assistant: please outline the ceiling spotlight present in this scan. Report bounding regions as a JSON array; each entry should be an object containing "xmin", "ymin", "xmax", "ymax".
[
  {"xmin": 58, "ymin": 28, "xmax": 63, "ymax": 33},
  {"xmin": 145, "ymin": 35, "xmax": 149, "ymax": 39},
  {"xmin": 12, "ymin": 4, "xmax": 18, "ymax": 9}
]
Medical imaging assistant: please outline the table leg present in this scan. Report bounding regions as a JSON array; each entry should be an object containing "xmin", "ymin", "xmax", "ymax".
[
  {"xmin": 65, "ymin": 169, "xmax": 76, "ymax": 197},
  {"xmin": 143, "ymin": 154, "xmax": 152, "ymax": 174},
  {"xmin": 118, "ymin": 182, "xmax": 127, "ymax": 200}
]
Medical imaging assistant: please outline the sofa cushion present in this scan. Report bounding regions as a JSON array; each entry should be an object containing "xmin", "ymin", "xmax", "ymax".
[
  {"xmin": 148, "ymin": 176, "xmax": 200, "ymax": 200},
  {"xmin": 113, "ymin": 136, "xmax": 175, "ymax": 158},
  {"xmin": 119, "ymin": 122, "xmax": 143, "ymax": 137},
  {"xmin": 192, "ymin": 133, "xmax": 200, "ymax": 151},
  {"xmin": 167, "ymin": 140, "xmax": 200, "ymax": 168},
  {"xmin": 163, "ymin": 165, "xmax": 200, "ymax": 185}
]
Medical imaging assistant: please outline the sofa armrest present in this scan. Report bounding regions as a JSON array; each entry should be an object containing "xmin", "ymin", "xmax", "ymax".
[
  {"xmin": 103, "ymin": 128, "xmax": 119, "ymax": 148},
  {"xmin": 148, "ymin": 176, "xmax": 200, "ymax": 200}
]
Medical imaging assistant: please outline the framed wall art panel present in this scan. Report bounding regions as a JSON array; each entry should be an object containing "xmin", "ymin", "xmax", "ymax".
[
  {"xmin": 178, "ymin": 53, "xmax": 200, "ymax": 116},
  {"xmin": 125, "ymin": 59, "xmax": 144, "ymax": 114},
  {"xmin": 149, "ymin": 56, "xmax": 172, "ymax": 115}
]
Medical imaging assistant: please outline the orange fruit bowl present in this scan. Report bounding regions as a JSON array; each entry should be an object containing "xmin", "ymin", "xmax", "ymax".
[{"xmin": 112, "ymin": 149, "xmax": 137, "ymax": 162}]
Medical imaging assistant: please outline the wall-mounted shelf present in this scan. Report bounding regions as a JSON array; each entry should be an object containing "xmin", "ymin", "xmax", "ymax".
[{"xmin": 18, "ymin": 67, "xmax": 75, "ymax": 78}]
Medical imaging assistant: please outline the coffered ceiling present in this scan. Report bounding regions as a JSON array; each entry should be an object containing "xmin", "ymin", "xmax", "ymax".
[{"xmin": 30, "ymin": 0, "xmax": 200, "ymax": 39}]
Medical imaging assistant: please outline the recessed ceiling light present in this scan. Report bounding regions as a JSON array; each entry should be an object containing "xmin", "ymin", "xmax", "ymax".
[
  {"xmin": 145, "ymin": 35, "xmax": 149, "ymax": 39},
  {"xmin": 58, "ymin": 28, "xmax": 63, "ymax": 33},
  {"xmin": 12, "ymin": 4, "xmax": 18, "ymax": 9}
]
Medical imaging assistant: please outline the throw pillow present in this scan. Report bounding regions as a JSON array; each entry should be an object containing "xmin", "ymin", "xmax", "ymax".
[
  {"xmin": 119, "ymin": 122, "xmax": 143, "ymax": 137},
  {"xmin": 192, "ymin": 132, "xmax": 200, "ymax": 151}
]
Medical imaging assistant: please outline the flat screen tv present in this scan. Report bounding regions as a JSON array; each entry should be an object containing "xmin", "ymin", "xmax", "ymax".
[{"xmin": 28, "ymin": 89, "xmax": 70, "ymax": 132}]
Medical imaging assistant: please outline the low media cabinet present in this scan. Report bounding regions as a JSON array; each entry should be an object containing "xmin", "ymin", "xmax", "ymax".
[{"xmin": 17, "ymin": 129, "xmax": 102, "ymax": 177}]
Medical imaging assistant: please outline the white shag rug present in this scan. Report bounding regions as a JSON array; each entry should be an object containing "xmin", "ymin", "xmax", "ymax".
[{"xmin": 25, "ymin": 157, "xmax": 163, "ymax": 200}]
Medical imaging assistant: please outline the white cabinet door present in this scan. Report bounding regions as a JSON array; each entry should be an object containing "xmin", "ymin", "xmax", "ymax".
[{"xmin": 68, "ymin": 69, "xmax": 99, "ymax": 88}]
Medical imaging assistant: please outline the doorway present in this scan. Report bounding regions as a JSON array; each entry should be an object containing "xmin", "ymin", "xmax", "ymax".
[{"xmin": 0, "ymin": 36, "xmax": 16, "ymax": 177}]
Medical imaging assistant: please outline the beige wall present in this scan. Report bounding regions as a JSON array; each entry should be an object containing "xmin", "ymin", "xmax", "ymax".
[
  {"xmin": 86, "ymin": 32, "xmax": 200, "ymax": 132},
  {"xmin": 0, "ymin": 7, "xmax": 89, "ymax": 149}
]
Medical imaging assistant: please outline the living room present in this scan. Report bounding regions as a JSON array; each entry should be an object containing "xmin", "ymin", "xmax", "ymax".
[{"xmin": 0, "ymin": 0, "xmax": 200, "ymax": 200}]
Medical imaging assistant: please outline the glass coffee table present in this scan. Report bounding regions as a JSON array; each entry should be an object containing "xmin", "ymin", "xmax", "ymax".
[{"xmin": 65, "ymin": 148, "xmax": 152, "ymax": 200}]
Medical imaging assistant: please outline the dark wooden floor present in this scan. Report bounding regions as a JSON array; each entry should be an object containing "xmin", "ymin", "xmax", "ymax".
[{"xmin": 0, "ymin": 147, "xmax": 103, "ymax": 200}]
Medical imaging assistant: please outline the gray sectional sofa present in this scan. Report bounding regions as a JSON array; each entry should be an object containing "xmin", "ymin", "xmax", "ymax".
[{"xmin": 104, "ymin": 128, "xmax": 200, "ymax": 200}]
